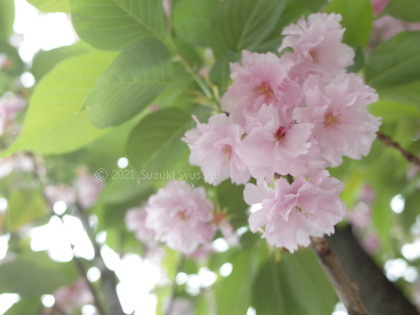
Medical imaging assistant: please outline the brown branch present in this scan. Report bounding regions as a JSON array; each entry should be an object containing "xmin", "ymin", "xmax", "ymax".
[
  {"xmin": 326, "ymin": 226, "xmax": 420, "ymax": 315},
  {"xmin": 376, "ymin": 132, "xmax": 420, "ymax": 166},
  {"xmin": 311, "ymin": 236, "xmax": 368, "ymax": 315}
]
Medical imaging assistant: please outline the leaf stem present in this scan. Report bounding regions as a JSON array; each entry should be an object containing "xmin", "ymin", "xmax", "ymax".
[{"xmin": 311, "ymin": 236, "xmax": 368, "ymax": 315}]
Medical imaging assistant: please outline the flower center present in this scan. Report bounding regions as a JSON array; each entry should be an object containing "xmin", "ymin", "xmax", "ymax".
[
  {"xmin": 309, "ymin": 49, "xmax": 319, "ymax": 64},
  {"xmin": 324, "ymin": 112, "xmax": 341, "ymax": 127},
  {"xmin": 275, "ymin": 126, "xmax": 287, "ymax": 141},
  {"xmin": 178, "ymin": 210, "xmax": 188, "ymax": 221},
  {"xmin": 256, "ymin": 82, "xmax": 274, "ymax": 98},
  {"xmin": 222, "ymin": 145, "xmax": 232, "ymax": 164}
]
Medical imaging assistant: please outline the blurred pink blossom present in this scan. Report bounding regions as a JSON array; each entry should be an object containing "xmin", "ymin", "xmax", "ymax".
[
  {"xmin": 54, "ymin": 278, "xmax": 93, "ymax": 313},
  {"xmin": 146, "ymin": 181, "xmax": 216, "ymax": 254},
  {"xmin": 75, "ymin": 174, "xmax": 103, "ymax": 209},
  {"xmin": 371, "ymin": 0, "xmax": 389, "ymax": 16},
  {"xmin": 44, "ymin": 185, "xmax": 76, "ymax": 205},
  {"xmin": 125, "ymin": 205, "xmax": 156, "ymax": 244},
  {"xmin": 0, "ymin": 95, "xmax": 26, "ymax": 135}
]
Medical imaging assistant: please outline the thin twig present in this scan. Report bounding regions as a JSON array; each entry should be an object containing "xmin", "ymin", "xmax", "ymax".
[
  {"xmin": 73, "ymin": 202, "xmax": 125, "ymax": 315},
  {"xmin": 376, "ymin": 131, "xmax": 420, "ymax": 166},
  {"xmin": 311, "ymin": 236, "xmax": 368, "ymax": 315},
  {"xmin": 71, "ymin": 249, "xmax": 108, "ymax": 315}
]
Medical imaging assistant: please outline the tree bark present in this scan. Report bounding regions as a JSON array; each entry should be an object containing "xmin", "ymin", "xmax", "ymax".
[{"xmin": 326, "ymin": 225, "xmax": 419, "ymax": 315}]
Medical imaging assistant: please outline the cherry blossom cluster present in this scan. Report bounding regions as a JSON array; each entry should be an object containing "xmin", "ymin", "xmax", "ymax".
[
  {"xmin": 183, "ymin": 13, "xmax": 381, "ymax": 252},
  {"xmin": 125, "ymin": 180, "xmax": 237, "ymax": 254}
]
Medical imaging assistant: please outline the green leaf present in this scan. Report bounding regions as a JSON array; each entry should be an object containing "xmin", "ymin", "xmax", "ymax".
[
  {"xmin": 215, "ymin": 250, "xmax": 259, "ymax": 315},
  {"xmin": 369, "ymin": 99, "xmax": 419, "ymax": 124},
  {"xmin": 384, "ymin": 0, "xmax": 420, "ymax": 22},
  {"xmin": 86, "ymin": 38, "xmax": 174, "ymax": 128},
  {"xmin": 7, "ymin": 189, "xmax": 47, "ymax": 231},
  {"xmin": 377, "ymin": 80, "xmax": 420, "ymax": 108},
  {"xmin": 173, "ymin": 0, "xmax": 220, "ymax": 46},
  {"xmin": 70, "ymin": 0, "xmax": 167, "ymax": 50},
  {"xmin": 30, "ymin": 42, "xmax": 92, "ymax": 81},
  {"xmin": 126, "ymin": 108, "xmax": 197, "ymax": 181},
  {"xmin": 0, "ymin": 39, "xmax": 24, "ymax": 77},
  {"xmin": 209, "ymin": 50, "xmax": 239, "ymax": 93},
  {"xmin": 365, "ymin": 31, "xmax": 420, "ymax": 88},
  {"xmin": 5, "ymin": 298, "xmax": 42, "ymax": 315},
  {"xmin": 216, "ymin": 181, "xmax": 248, "ymax": 228},
  {"xmin": 209, "ymin": 0, "xmax": 287, "ymax": 57},
  {"xmin": 0, "ymin": 252, "xmax": 78, "ymax": 296},
  {"xmin": 4, "ymin": 51, "xmax": 115, "ymax": 156},
  {"xmin": 27, "ymin": 0, "xmax": 70, "ymax": 13},
  {"xmin": 0, "ymin": 0, "xmax": 14, "ymax": 40},
  {"xmin": 253, "ymin": 250, "xmax": 337, "ymax": 315},
  {"xmin": 326, "ymin": 0, "xmax": 373, "ymax": 48}
]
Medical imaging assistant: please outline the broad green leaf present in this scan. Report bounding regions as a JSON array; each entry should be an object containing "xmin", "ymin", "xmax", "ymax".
[
  {"xmin": 4, "ymin": 298, "xmax": 42, "ymax": 315},
  {"xmin": 209, "ymin": 0, "xmax": 287, "ymax": 57},
  {"xmin": 173, "ymin": 0, "xmax": 220, "ymax": 46},
  {"xmin": 0, "ymin": 0, "xmax": 14, "ymax": 40},
  {"xmin": 86, "ymin": 38, "xmax": 174, "ymax": 128},
  {"xmin": 30, "ymin": 42, "xmax": 92, "ymax": 81},
  {"xmin": 253, "ymin": 250, "xmax": 337, "ymax": 315},
  {"xmin": 216, "ymin": 181, "xmax": 248, "ymax": 228},
  {"xmin": 209, "ymin": 50, "xmax": 239, "ymax": 93},
  {"xmin": 215, "ymin": 250, "xmax": 259, "ymax": 315},
  {"xmin": 7, "ymin": 189, "xmax": 47, "ymax": 231},
  {"xmin": 326, "ymin": 0, "xmax": 373, "ymax": 48},
  {"xmin": 365, "ymin": 31, "xmax": 420, "ymax": 88},
  {"xmin": 0, "ymin": 252, "xmax": 78, "ymax": 296},
  {"xmin": 370, "ymin": 99, "xmax": 419, "ymax": 124},
  {"xmin": 384, "ymin": 0, "xmax": 420, "ymax": 22},
  {"xmin": 4, "ymin": 52, "xmax": 115, "ymax": 156},
  {"xmin": 70, "ymin": 0, "xmax": 167, "ymax": 50},
  {"xmin": 126, "ymin": 108, "xmax": 197, "ymax": 181},
  {"xmin": 259, "ymin": 1, "xmax": 311, "ymax": 52},
  {"xmin": 27, "ymin": 0, "xmax": 70, "ymax": 13},
  {"xmin": 377, "ymin": 80, "xmax": 420, "ymax": 108}
]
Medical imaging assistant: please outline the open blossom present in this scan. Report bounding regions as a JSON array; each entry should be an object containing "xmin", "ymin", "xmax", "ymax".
[
  {"xmin": 240, "ymin": 104, "xmax": 313, "ymax": 179},
  {"xmin": 280, "ymin": 13, "xmax": 354, "ymax": 77},
  {"xmin": 244, "ymin": 170, "xmax": 346, "ymax": 252},
  {"xmin": 182, "ymin": 114, "xmax": 250, "ymax": 185},
  {"xmin": 294, "ymin": 73, "xmax": 381, "ymax": 166},
  {"xmin": 125, "ymin": 205, "xmax": 156, "ymax": 244},
  {"xmin": 146, "ymin": 181, "xmax": 216, "ymax": 254},
  {"xmin": 221, "ymin": 51, "xmax": 302, "ymax": 130},
  {"xmin": 54, "ymin": 278, "xmax": 93, "ymax": 313}
]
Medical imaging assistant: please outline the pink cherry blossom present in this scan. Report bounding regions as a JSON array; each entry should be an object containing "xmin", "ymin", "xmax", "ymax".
[
  {"xmin": 279, "ymin": 13, "xmax": 354, "ymax": 77},
  {"xmin": 145, "ymin": 181, "xmax": 216, "ymax": 254},
  {"xmin": 182, "ymin": 114, "xmax": 250, "ymax": 185},
  {"xmin": 44, "ymin": 185, "xmax": 76, "ymax": 205},
  {"xmin": 214, "ymin": 212, "xmax": 239, "ymax": 246},
  {"xmin": 240, "ymin": 104, "xmax": 313, "ymax": 179},
  {"xmin": 370, "ymin": 16, "xmax": 420, "ymax": 47},
  {"xmin": 54, "ymin": 278, "xmax": 93, "ymax": 313},
  {"xmin": 125, "ymin": 205, "xmax": 156, "ymax": 244},
  {"xmin": 371, "ymin": 0, "xmax": 389, "ymax": 16},
  {"xmin": 75, "ymin": 174, "xmax": 103, "ymax": 209},
  {"xmin": 220, "ymin": 51, "xmax": 302, "ymax": 130},
  {"xmin": 294, "ymin": 73, "xmax": 381, "ymax": 166},
  {"xmin": 244, "ymin": 170, "xmax": 346, "ymax": 252}
]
